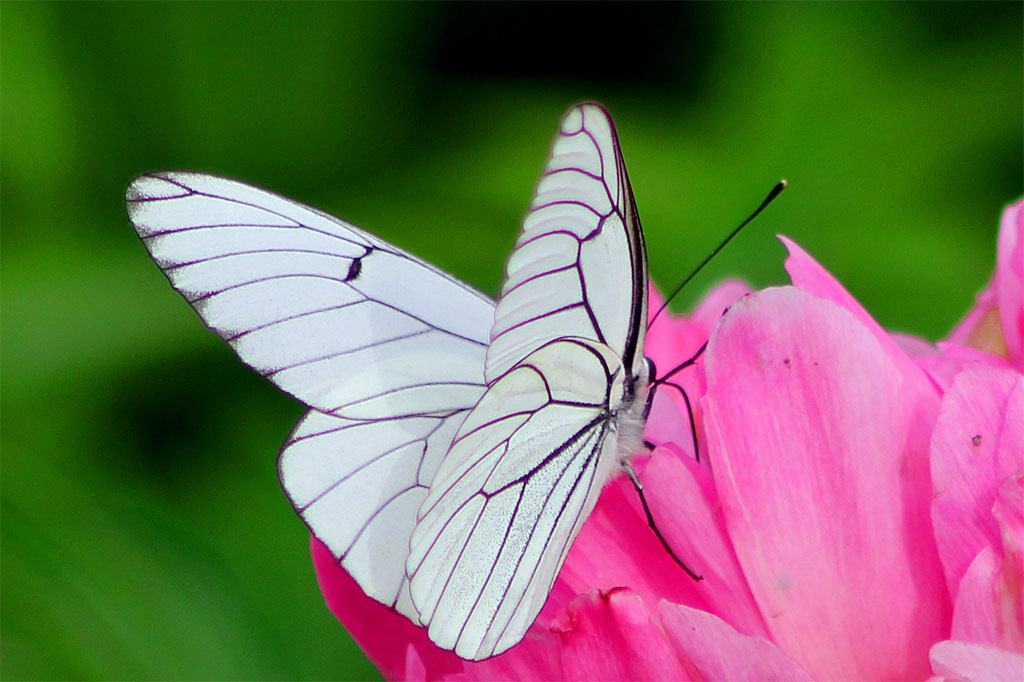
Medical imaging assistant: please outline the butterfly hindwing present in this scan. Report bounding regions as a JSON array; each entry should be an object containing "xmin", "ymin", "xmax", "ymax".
[
  {"xmin": 407, "ymin": 338, "xmax": 639, "ymax": 659},
  {"xmin": 280, "ymin": 406, "xmax": 470, "ymax": 618}
]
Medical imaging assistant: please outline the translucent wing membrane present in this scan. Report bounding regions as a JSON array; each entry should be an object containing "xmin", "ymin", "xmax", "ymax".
[
  {"xmin": 280, "ymin": 407, "xmax": 470, "ymax": 618},
  {"xmin": 485, "ymin": 104, "xmax": 649, "ymax": 384},
  {"xmin": 408, "ymin": 338, "xmax": 638, "ymax": 660},
  {"xmin": 126, "ymin": 171, "xmax": 493, "ymax": 417},
  {"xmin": 125, "ymin": 171, "xmax": 494, "ymax": 614}
]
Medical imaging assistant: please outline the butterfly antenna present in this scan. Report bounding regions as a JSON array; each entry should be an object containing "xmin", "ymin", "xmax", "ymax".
[{"xmin": 648, "ymin": 180, "xmax": 787, "ymax": 329}]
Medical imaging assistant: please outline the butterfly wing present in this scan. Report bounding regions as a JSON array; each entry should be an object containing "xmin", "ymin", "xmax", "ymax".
[
  {"xmin": 484, "ymin": 103, "xmax": 649, "ymax": 384},
  {"xmin": 126, "ymin": 171, "xmax": 494, "ymax": 615},
  {"xmin": 407, "ymin": 337, "xmax": 641, "ymax": 659},
  {"xmin": 280, "ymin": 406, "xmax": 471, "ymax": 617},
  {"xmin": 126, "ymin": 171, "xmax": 493, "ymax": 416},
  {"xmin": 408, "ymin": 104, "xmax": 651, "ymax": 659}
]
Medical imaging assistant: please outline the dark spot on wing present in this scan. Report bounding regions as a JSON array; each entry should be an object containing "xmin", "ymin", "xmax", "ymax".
[{"xmin": 346, "ymin": 257, "xmax": 362, "ymax": 282}]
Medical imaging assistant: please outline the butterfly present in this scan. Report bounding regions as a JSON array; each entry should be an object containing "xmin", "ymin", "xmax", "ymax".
[{"xmin": 126, "ymin": 103, "xmax": 666, "ymax": 660}]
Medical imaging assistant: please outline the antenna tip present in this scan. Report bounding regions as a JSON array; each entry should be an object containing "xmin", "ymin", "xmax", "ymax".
[{"xmin": 763, "ymin": 180, "xmax": 787, "ymax": 204}]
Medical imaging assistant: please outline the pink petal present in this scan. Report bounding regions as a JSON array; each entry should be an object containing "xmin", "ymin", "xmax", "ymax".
[
  {"xmin": 992, "ymin": 476, "xmax": 1024, "ymax": 652},
  {"xmin": 781, "ymin": 236, "xmax": 890, "ymax": 344},
  {"xmin": 688, "ymin": 279, "xmax": 754, "ymax": 332},
  {"xmin": 548, "ymin": 473, "xmax": 703, "ymax": 622},
  {"xmin": 947, "ymin": 286, "xmax": 1008, "ymax": 361},
  {"xmin": 951, "ymin": 547, "xmax": 1002, "ymax": 646},
  {"xmin": 310, "ymin": 538, "xmax": 464, "ymax": 681},
  {"xmin": 659, "ymin": 601, "xmax": 814, "ymax": 681},
  {"xmin": 781, "ymin": 236, "xmax": 941, "ymax": 469},
  {"xmin": 995, "ymin": 200, "xmax": 1023, "ymax": 370},
  {"xmin": 930, "ymin": 640, "xmax": 1024, "ymax": 682},
  {"xmin": 404, "ymin": 646, "xmax": 427, "ymax": 682},
  {"xmin": 892, "ymin": 331, "xmax": 941, "ymax": 359},
  {"xmin": 453, "ymin": 633, "xmax": 562, "ymax": 681},
  {"xmin": 550, "ymin": 589, "xmax": 693, "ymax": 681},
  {"xmin": 648, "ymin": 279, "xmax": 752, "ymax": 337},
  {"xmin": 930, "ymin": 365, "xmax": 1024, "ymax": 595},
  {"xmin": 946, "ymin": 200, "xmax": 1024, "ymax": 370},
  {"xmin": 703, "ymin": 286, "xmax": 947, "ymax": 681},
  {"xmin": 646, "ymin": 280, "xmax": 750, "ymax": 459},
  {"xmin": 645, "ymin": 384, "xmax": 707, "ymax": 460},
  {"xmin": 948, "ymin": 509, "xmax": 1022, "ymax": 654},
  {"xmin": 641, "ymin": 446, "xmax": 770, "ymax": 639},
  {"xmin": 645, "ymin": 279, "xmax": 751, "ymax": 376},
  {"xmin": 917, "ymin": 343, "xmax": 1016, "ymax": 394}
]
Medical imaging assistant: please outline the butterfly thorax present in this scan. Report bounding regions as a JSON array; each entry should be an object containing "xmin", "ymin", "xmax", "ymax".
[{"xmin": 610, "ymin": 353, "xmax": 652, "ymax": 472}]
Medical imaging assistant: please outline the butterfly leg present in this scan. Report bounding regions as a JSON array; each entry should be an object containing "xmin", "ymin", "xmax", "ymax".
[
  {"xmin": 657, "ymin": 380, "xmax": 701, "ymax": 463},
  {"xmin": 622, "ymin": 460, "xmax": 703, "ymax": 581}
]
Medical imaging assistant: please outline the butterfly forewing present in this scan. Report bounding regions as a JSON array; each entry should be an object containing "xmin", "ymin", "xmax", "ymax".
[
  {"xmin": 125, "ymin": 171, "xmax": 495, "ymax": 615},
  {"xmin": 126, "ymin": 171, "xmax": 494, "ymax": 415},
  {"xmin": 484, "ymin": 104, "xmax": 648, "ymax": 384}
]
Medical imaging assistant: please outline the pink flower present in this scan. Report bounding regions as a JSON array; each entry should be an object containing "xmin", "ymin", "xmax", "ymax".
[
  {"xmin": 310, "ymin": 202, "xmax": 1023, "ymax": 680},
  {"xmin": 943, "ymin": 200, "xmax": 1024, "ymax": 375}
]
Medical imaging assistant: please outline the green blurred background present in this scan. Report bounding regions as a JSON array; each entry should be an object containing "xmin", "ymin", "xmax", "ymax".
[{"xmin": 2, "ymin": 3, "xmax": 1021, "ymax": 680}]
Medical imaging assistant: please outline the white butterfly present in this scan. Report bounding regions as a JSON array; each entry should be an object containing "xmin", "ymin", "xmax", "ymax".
[{"xmin": 126, "ymin": 103, "xmax": 660, "ymax": 660}]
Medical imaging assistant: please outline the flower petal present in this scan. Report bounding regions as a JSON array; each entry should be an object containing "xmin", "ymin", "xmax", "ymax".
[
  {"xmin": 781, "ymin": 236, "xmax": 941, "ymax": 466},
  {"xmin": 404, "ymin": 645, "xmax": 427, "ymax": 682},
  {"xmin": 642, "ymin": 446, "xmax": 769, "ymax": 639},
  {"xmin": 947, "ymin": 527, "xmax": 1024, "ymax": 655},
  {"xmin": 992, "ymin": 476, "xmax": 1024, "ymax": 652},
  {"xmin": 951, "ymin": 546, "xmax": 1001, "ymax": 646},
  {"xmin": 780, "ymin": 236, "xmax": 887, "ymax": 342},
  {"xmin": 658, "ymin": 601, "xmax": 813, "ymax": 681},
  {"xmin": 548, "ymin": 474, "xmax": 702, "ymax": 621},
  {"xmin": 550, "ymin": 589, "xmax": 693, "ymax": 681},
  {"xmin": 930, "ymin": 365, "xmax": 1024, "ymax": 595},
  {"xmin": 645, "ymin": 280, "xmax": 750, "ymax": 459},
  {"xmin": 703, "ymin": 286, "xmax": 947, "ymax": 680},
  {"xmin": 947, "ymin": 286, "xmax": 1008, "ymax": 361},
  {"xmin": 645, "ymin": 384, "xmax": 707, "ymax": 460},
  {"xmin": 917, "ymin": 343, "xmax": 1015, "ymax": 394},
  {"xmin": 648, "ymin": 279, "xmax": 752, "ymax": 342},
  {"xmin": 455, "ymin": 632, "xmax": 563, "ymax": 681},
  {"xmin": 995, "ymin": 200, "xmax": 1023, "ymax": 369},
  {"xmin": 947, "ymin": 200, "xmax": 1023, "ymax": 370},
  {"xmin": 310, "ymin": 538, "xmax": 463, "ymax": 681},
  {"xmin": 930, "ymin": 640, "xmax": 1024, "ymax": 682}
]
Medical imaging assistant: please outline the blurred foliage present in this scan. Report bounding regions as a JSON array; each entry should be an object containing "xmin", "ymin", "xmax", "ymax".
[{"xmin": 1, "ymin": 2, "xmax": 1020, "ymax": 680}]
